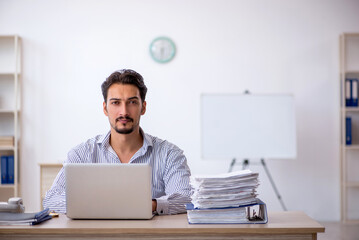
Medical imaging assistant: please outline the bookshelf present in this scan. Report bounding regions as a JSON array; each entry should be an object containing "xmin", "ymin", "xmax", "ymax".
[
  {"xmin": 340, "ymin": 33, "xmax": 359, "ymax": 222},
  {"xmin": 0, "ymin": 35, "xmax": 21, "ymax": 202}
]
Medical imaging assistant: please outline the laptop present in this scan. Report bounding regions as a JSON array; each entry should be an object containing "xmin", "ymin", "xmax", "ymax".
[{"xmin": 64, "ymin": 163, "xmax": 154, "ymax": 219}]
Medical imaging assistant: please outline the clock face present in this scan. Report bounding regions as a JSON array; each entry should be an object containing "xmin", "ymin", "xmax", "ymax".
[{"xmin": 149, "ymin": 37, "xmax": 176, "ymax": 63}]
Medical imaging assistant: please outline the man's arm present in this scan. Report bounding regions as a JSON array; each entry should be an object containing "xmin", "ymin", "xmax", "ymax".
[
  {"xmin": 42, "ymin": 149, "xmax": 81, "ymax": 213},
  {"xmin": 155, "ymin": 149, "xmax": 192, "ymax": 215},
  {"xmin": 42, "ymin": 166, "xmax": 66, "ymax": 213}
]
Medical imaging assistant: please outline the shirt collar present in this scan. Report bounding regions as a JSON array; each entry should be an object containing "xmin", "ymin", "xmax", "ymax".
[
  {"xmin": 98, "ymin": 131, "xmax": 111, "ymax": 150},
  {"xmin": 98, "ymin": 128, "xmax": 153, "ymax": 153},
  {"xmin": 140, "ymin": 128, "xmax": 153, "ymax": 154}
]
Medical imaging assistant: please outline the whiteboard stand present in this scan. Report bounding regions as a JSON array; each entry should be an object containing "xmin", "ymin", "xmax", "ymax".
[
  {"xmin": 202, "ymin": 93, "xmax": 296, "ymax": 212},
  {"xmin": 228, "ymin": 158, "xmax": 287, "ymax": 211}
]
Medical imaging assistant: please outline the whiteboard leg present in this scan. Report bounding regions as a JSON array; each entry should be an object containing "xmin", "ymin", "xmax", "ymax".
[
  {"xmin": 228, "ymin": 158, "xmax": 237, "ymax": 172},
  {"xmin": 261, "ymin": 159, "xmax": 287, "ymax": 211},
  {"xmin": 228, "ymin": 158, "xmax": 288, "ymax": 211}
]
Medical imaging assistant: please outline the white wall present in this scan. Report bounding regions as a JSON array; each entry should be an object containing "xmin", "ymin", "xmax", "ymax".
[{"xmin": 1, "ymin": 0, "xmax": 359, "ymax": 221}]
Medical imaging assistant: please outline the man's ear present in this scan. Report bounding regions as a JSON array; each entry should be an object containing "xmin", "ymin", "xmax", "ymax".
[
  {"xmin": 141, "ymin": 101, "xmax": 147, "ymax": 115},
  {"xmin": 103, "ymin": 101, "xmax": 108, "ymax": 116}
]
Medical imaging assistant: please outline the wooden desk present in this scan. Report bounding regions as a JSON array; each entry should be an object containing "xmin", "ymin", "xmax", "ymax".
[{"xmin": 0, "ymin": 211, "xmax": 324, "ymax": 240}]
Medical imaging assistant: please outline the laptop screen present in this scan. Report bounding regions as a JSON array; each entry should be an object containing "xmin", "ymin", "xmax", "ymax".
[{"xmin": 65, "ymin": 163, "xmax": 153, "ymax": 219}]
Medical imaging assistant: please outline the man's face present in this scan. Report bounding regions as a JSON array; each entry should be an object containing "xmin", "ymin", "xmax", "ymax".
[{"xmin": 103, "ymin": 83, "xmax": 146, "ymax": 135}]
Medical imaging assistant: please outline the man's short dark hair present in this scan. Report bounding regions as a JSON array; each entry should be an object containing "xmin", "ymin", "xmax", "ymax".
[{"xmin": 101, "ymin": 69, "xmax": 147, "ymax": 103}]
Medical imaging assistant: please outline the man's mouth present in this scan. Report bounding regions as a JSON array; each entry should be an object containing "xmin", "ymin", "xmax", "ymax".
[{"xmin": 116, "ymin": 117, "xmax": 133, "ymax": 124}]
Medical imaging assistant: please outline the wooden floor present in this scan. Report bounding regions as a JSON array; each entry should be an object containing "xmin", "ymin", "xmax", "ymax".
[{"xmin": 318, "ymin": 221, "xmax": 359, "ymax": 240}]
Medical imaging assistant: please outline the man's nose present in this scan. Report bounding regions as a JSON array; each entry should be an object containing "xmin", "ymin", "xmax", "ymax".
[{"xmin": 119, "ymin": 103, "xmax": 129, "ymax": 115}]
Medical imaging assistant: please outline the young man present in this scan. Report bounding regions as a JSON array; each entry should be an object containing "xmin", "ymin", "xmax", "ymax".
[{"xmin": 43, "ymin": 69, "xmax": 192, "ymax": 215}]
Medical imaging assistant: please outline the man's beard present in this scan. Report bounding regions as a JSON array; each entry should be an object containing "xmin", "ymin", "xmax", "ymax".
[
  {"xmin": 114, "ymin": 126, "xmax": 134, "ymax": 134},
  {"xmin": 113, "ymin": 116, "xmax": 136, "ymax": 134}
]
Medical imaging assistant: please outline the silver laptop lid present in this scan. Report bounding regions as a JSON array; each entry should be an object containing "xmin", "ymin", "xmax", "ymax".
[{"xmin": 65, "ymin": 163, "xmax": 153, "ymax": 219}]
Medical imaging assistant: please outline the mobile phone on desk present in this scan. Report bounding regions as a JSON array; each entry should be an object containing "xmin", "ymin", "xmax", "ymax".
[{"xmin": 0, "ymin": 197, "xmax": 25, "ymax": 213}]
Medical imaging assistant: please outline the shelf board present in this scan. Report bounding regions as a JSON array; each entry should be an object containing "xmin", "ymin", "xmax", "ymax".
[
  {"xmin": 0, "ymin": 146, "xmax": 15, "ymax": 151},
  {"xmin": 0, "ymin": 72, "xmax": 20, "ymax": 76},
  {"xmin": 0, "ymin": 35, "xmax": 19, "ymax": 38},
  {"xmin": 0, "ymin": 109, "xmax": 19, "ymax": 114},
  {"xmin": 343, "ymin": 145, "xmax": 359, "ymax": 150},
  {"xmin": 342, "ymin": 107, "xmax": 359, "ymax": 112},
  {"xmin": 0, "ymin": 184, "xmax": 15, "ymax": 189},
  {"xmin": 344, "ymin": 71, "xmax": 359, "ymax": 75},
  {"xmin": 343, "ymin": 219, "xmax": 359, "ymax": 224},
  {"xmin": 346, "ymin": 182, "xmax": 359, "ymax": 187},
  {"xmin": 342, "ymin": 32, "xmax": 359, "ymax": 36}
]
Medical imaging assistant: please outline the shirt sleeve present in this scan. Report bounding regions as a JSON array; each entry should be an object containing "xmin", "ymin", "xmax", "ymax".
[
  {"xmin": 155, "ymin": 149, "xmax": 192, "ymax": 215},
  {"xmin": 42, "ymin": 149, "xmax": 81, "ymax": 213}
]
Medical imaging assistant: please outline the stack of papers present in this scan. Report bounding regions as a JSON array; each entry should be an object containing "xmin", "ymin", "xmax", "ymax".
[
  {"xmin": 190, "ymin": 169, "xmax": 259, "ymax": 209},
  {"xmin": 187, "ymin": 169, "xmax": 267, "ymax": 224},
  {"xmin": 0, "ymin": 208, "xmax": 52, "ymax": 225}
]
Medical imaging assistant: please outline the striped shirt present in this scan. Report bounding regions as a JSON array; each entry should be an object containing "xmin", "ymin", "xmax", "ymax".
[{"xmin": 43, "ymin": 129, "xmax": 192, "ymax": 215}]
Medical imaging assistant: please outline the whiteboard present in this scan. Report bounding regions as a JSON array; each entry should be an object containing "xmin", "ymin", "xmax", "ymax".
[{"xmin": 201, "ymin": 94, "xmax": 297, "ymax": 159}]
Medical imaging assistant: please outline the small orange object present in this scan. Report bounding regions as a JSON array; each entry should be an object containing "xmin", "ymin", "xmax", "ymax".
[{"xmin": 49, "ymin": 212, "xmax": 59, "ymax": 218}]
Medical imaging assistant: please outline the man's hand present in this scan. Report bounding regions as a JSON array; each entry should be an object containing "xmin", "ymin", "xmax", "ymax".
[{"xmin": 152, "ymin": 199, "xmax": 157, "ymax": 212}]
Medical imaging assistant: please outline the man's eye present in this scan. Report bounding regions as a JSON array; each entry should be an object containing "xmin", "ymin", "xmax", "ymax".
[
  {"xmin": 129, "ymin": 100, "xmax": 138, "ymax": 105},
  {"xmin": 112, "ymin": 101, "xmax": 120, "ymax": 105}
]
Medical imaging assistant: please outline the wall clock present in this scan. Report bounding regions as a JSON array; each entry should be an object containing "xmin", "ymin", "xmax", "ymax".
[{"xmin": 149, "ymin": 37, "xmax": 176, "ymax": 63}]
